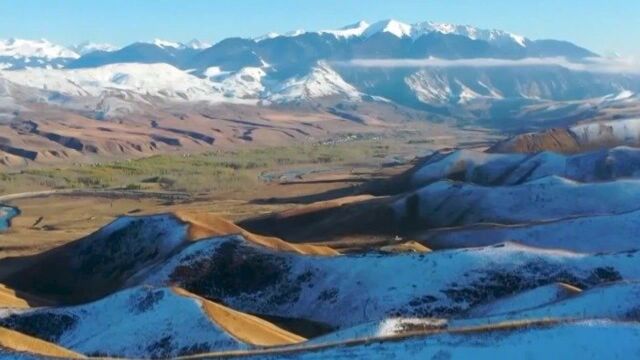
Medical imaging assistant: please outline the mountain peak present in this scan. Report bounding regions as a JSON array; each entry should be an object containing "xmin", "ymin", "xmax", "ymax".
[
  {"xmin": 71, "ymin": 41, "xmax": 119, "ymax": 55},
  {"xmin": 185, "ymin": 39, "xmax": 211, "ymax": 50},
  {"xmin": 363, "ymin": 19, "xmax": 413, "ymax": 38},
  {"xmin": 320, "ymin": 20, "xmax": 370, "ymax": 38},
  {"xmin": 0, "ymin": 38, "xmax": 79, "ymax": 59},
  {"xmin": 151, "ymin": 38, "xmax": 183, "ymax": 49}
]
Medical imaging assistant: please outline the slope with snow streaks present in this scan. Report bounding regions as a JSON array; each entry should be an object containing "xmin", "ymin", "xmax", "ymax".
[
  {"xmin": 0, "ymin": 39, "xmax": 78, "ymax": 59},
  {"xmin": 409, "ymin": 146, "xmax": 640, "ymax": 189},
  {"xmin": 263, "ymin": 19, "xmax": 527, "ymax": 46},
  {"xmin": 131, "ymin": 235, "xmax": 640, "ymax": 329},
  {"xmin": 453, "ymin": 281, "xmax": 640, "ymax": 327},
  {"xmin": 268, "ymin": 64, "xmax": 361, "ymax": 103},
  {"xmin": 0, "ymin": 286, "xmax": 302, "ymax": 358},
  {"xmin": 490, "ymin": 118, "xmax": 640, "ymax": 153},
  {"xmin": 307, "ymin": 318, "xmax": 447, "ymax": 344},
  {"xmin": 393, "ymin": 176, "xmax": 640, "ymax": 229},
  {"xmin": 1, "ymin": 63, "xmax": 224, "ymax": 101},
  {"xmin": 465, "ymin": 283, "xmax": 581, "ymax": 318},
  {"xmin": 213, "ymin": 67, "xmax": 268, "ymax": 99},
  {"xmin": 70, "ymin": 42, "xmax": 118, "ymax": 55},
  {"xmin": 238, "ymin": 321, "xmax": 640, "ymax": 359},
  {"xmin": 3, "ymin": 214, "xmax": 189, "ymax": 303},
  {"xmin": 0, "ymin": 39, "xmax": 79, "ymax": 71},
  {"xmin": 4, "ymin": 212, "xmax": 338, "ymax": 304},
  {"xmin": 420, "ymin": 207, "xmax": 640, "ymax": 252}
]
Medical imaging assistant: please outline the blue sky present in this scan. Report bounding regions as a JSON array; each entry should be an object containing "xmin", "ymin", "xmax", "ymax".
[{"xmin": 0, "ymin": 0, "xmax": 638, "ymax": 56}]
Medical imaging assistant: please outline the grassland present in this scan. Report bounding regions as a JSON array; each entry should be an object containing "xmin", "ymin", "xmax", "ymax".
[{"xmin": 0, "ymin": 140, "xmax": 395, "ymax": 196}]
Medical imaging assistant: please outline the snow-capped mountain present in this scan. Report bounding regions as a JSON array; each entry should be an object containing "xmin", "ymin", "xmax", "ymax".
[
  {"xmin": 185, "ymin": 39, "xmax": 212, "ymax": 50},
  {"xmin": 132, "ymin": 233, "xmax": 640, "ymax": 328},
  {"xmin": 0, "ymin": 19, "xmax": 637, "ymax": 127},
  {"xmin": 255, "ymin": 19, "xmax": 528, "ymax": 47},
  {"xmin": 362, "ymin": 19, "xmax": 414, "ymax": 38},
  {"xmin": 150, "ymin": 38, "xmax": 211, "ymax": 50},
  {"xmin": 0, "ymin": 63, "xmax": 223, "ymax": 101},
  {"xmin": 0, "ymin": 38, "xmax": 78, "ymax": 70},
  {"xmin": 70, "ymin": 42, "xmax": 119, "ymax": 55},
  {"xmin": 268, "ymin": 63, "xmax": 362, "ymax": 103},
  {"xmin": 0, "ymin": 38, "xmax": 78, "ymax": 59}
]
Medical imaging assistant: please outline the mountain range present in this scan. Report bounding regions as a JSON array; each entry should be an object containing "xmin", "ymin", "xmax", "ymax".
[
  {"xmin": 1, "ymin": 19, "xmax": 638, "ymax": 118},
  {"xmin": 1, "ymin": 19, "xmax": 640, "ymax": 166}
]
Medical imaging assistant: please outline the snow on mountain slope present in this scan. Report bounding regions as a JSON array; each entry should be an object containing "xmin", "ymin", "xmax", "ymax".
[
  {"xmin": 131, "ymin": 235, "xmax": 640, "ymax": 329},
  {"xmin": 3, "ymin": 214, "xmax": 189, "ymax": 303},
  {"xmin": 409, "ymin": 146, "xmax": 640, "ymax": 189},
  {"xmin": 0, "ymin": 63, "xmax": 223, "ymax": 101},
  {"xmin": 405, "ymin": 71, "xmax": 504, "ymax": 105},
  {"xmin": 268, "ymin": 63, "xmax": 361, "ymax": 103},
  {"xmin": 319, "ymin": 21, "xmax": 370, "ymax": 38},
  {"xmin": 0, "ymin": 61, "xmax": 359, "ymax": 105},
  {"xmin": 421, "ymin": 207, "xmax": 640, "ymax": 253},
  {"xmin": 491, "ymin": 117, "xmax": 640, "ymax": 154},
  {"xmin": 465, "ymin": 283, "xmax": 581, "ymax": 318},
  {"xmin": 148, "ymin": 39, "xmax": 211, "ymax": 50},
  {"xmin": 571, "ymin": 118, "xmax": 640, "ymax": 145},
  {"xmin": 308, "ymin": 318, "xmax": 447, "ymax": 344},
  {"xmin": 413, "ymin": 21, "xmax": 527, "ymax": 46},
  {"xmin": 0, "ymin": 39, "xmax": 78, "ymax": 59},
  {"xmin": 268, "ymin": 19, "xmax": 527, "ymax": 45},
  {"xmin": 185, "ymin": 39, "xmax": 212, "ymax": 50},
  {"xmin": 70, "ymin": 42, "xmax": 119, "ymax": 55},
  {"xmin": 214, "ymin": 67, "xmax": 268, "ymax": 98},
  {"xmin": 247, "ymin": 321, "xmax": 640, "ymax": 359},
  {"xmin": 5, "ymin": 212, "xmax": 337, "ymax": 304},
  {"xmin": 0, "ymin": 286, "xmax": 295, "ymax": 358},
  {"xmin": 393, "ymin": 176, "xmax": 640, "ymax": 228},
  {"xmin": 362, "ymin": 19, "xmax": 413, "ymax": 38},
  {"xmin": 454, "ymin": 281, "xmax": 640, "ymax": 328},
  {"xmin": 0, "ymin": 39, "xmax": 79, "ymax": 70},
  {"xmin": 151, "ymin": 39, "xmax": 183, "ymax": 49}
]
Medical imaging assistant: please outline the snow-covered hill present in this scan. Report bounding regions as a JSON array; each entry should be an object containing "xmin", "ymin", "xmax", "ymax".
[
  {"xmin": 244, "ymin": 321, "xmax": 640, "ymax": 359},
  {"xmin": 0, "ymin": 38, "xmax": 78, "ymax": 60},
  {"xmin": 0, "ymin": 38, "xmax": 78, "ymax": 70},
  {"xmin": 393, "ymin": 176, "xmax": 640, "ymax": 228},
  {"xmin": 0, "ymin": 286, "xmax": 302, "ymax": 358},
  {"xmin": 0, "ymin": 61, "xmax": 366, "ymax": 107},
  {"xmin": 0, "ymin": 63, "xmax": 223, "ymax": 101},
  {"xmin": 454, "ymin": 281, "xmax": 640, "ymax": 327},
  {"xmin": 268, "ymin": 63, "xmax": 362, "ymax": 103},
  {"xmin": 408, "ymin": 146, "xmax": 640, "ymax": 189},
  {"xmin": 464, "ymin": 283, "xmax": 581, "ymax": 318},
  {"xmin": 131, "ymin": 235, "xmax": 640, "ymax": 329},
  {"xmin": 421, "ymin": 207, "xmax": 640, "ymax": 253}
]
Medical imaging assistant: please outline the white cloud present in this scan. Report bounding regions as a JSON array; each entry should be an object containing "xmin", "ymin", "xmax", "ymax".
[{"xmin": 332, "ymin": 56, "xmax": 640, "ymax": 75}]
